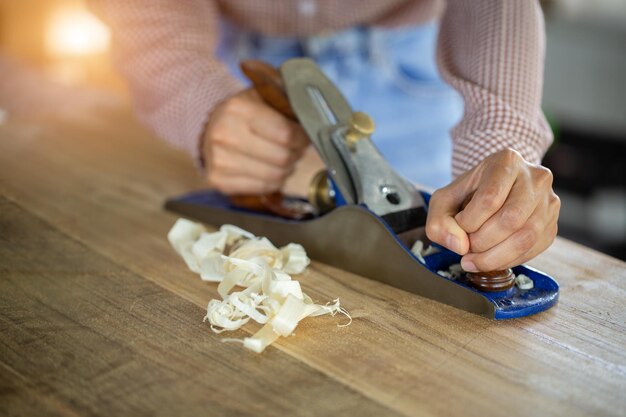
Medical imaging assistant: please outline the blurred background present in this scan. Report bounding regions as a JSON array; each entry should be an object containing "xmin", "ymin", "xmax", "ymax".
[{"xmin": 1, "ymin": 0, "xmax": 625, "ymax": 260}]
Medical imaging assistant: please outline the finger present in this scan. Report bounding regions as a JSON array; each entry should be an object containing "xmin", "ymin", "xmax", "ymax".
[
  {"xmin": 210, "ymin": 145, "xmax": 293, "ymax": 184},
  {"xmin": 249, "ymin": 108, "xmax": 309, "ymax": 150},
  {"xmin": 503, "ymin": 218, "xmax": 558, "ymax": 269},
  {"xmin": 460, "ymin": 203, "xmax": 553, "ymax": 272},
  {"xmin": 207, "ymin": 172, "xmax": 280, "ymax": 195},
  {"xmin": 502, "ymin": 193, "xmax": 560, "ymax": 268},
  {"xmin": 211, "ymin": 123, "xmax": 301, "ymax": 168},
  {"xmin": 288, "ymin": 121, "xmax": 310, "ymax": 150},
  {"xmin": 467, "ymin": 174, "xmax": 538, "ymax": 253},
  {"xmin": 426, "ymin": 187, "xmax": 470, "ymax": 255},
  {"xmin": 455, "ymin": 156, "xmax": 519, "ymax": 234}
]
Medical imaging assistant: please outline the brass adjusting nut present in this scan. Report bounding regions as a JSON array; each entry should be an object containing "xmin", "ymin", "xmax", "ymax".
[
  {"xmin": 308, "ymin": 169, "xmax": 336, "ymax": 214},
  {"xmin": 466, "ymin": 269, "xmax": 516, "ymax": 292},
  {"xmin": 346, "ymin": 111, "xmax": 375, "ymax": 146}
]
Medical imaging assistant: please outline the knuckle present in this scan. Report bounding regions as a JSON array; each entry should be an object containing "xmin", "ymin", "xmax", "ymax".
[
  {"xmin": 425, "ymin": 217, "xmax": 445, "ymax": 244},
  {"xmin": 207, "ymin": 105, "xmax": 226, "ymax": 125},
  {"xmin": 209, "ymin": 127, "xmax": 234, "ymax": 146},
  {"xmin": 431, "ymin": 188, "xmax": 453, "ymax": 206},
  {"xmin": 454, "ymin": 211, "xmax": 472, "ymax": 232},
  {"xmin": 499, "ymin": 205, "xmax": 526, "ymax": 231},
  {"xmin": 271, "ymin": 125, "xmax": 296, "ymax": 147},
  {"xmin": 534, "ymin": 166, "xmax": 554, "ymax": 187},
  {"xmin": 209, "ymin": 134, "xmax": 227, "ymax": 148},
  {"xmin": 276, "ymin": 125, "xmax": 292, "ymax": 145},
  {"xmin": 482, "ymin": 185, "xmax": 501, "ymax": 202},
  {"xmin": 219, "ymin": 99, "xmax": 235, "ymax": 114},
  {"xmin": 430, "ymin": 189, "xmax": 444, "ymax": 202},
  {"xmin": 480, "ymin": 186, "xmax": 503, "ymax": 210},
  {"xmin": 498, "ymin": 148, "xmax": 522, "ymax": 164},
  {"xmin": 275, "ymin": 150, "xmax": 293, "ymax": 167},
  {"xmin": 515, "ymin": 227, "xmax": 536, "ymax": 252},
  {"xmin": 468, "ymin": 233, "xmax": 487, "ymax": 253},
  {"xmin": 550, "ymin": 192, "xmax": 561, "ymax": 212},
  {"xmin": 223, "ymin": 95, "xmax": 245, "ymax": 113}
]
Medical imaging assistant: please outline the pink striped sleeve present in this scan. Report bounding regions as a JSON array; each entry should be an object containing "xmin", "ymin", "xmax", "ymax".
[
  {"xmin": 89, "ymin": 0, "xmax": 242, "ymax": 161},
  {"xmin": 437, "ymin": 0, "xmax": 553, "ymax": 177}
]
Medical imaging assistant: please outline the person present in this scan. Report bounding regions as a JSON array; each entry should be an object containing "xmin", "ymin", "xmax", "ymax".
[{"xmin": 91, "ymin": 0, "xmax": 560, "ymax": 274}]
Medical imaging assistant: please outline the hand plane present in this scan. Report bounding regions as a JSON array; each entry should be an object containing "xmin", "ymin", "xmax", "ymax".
[{"xmin": 165, "ymin": 58, "xmax": 559, "ymax": 319}]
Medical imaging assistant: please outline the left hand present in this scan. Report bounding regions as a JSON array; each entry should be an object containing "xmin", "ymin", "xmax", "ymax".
[
  {"xmin": 425, "ymin": 148, "xmax": 561, "ymax": 272},
  {"xmin": 202, "ymin": 88, "xmax": 309, "ymax": 195}
]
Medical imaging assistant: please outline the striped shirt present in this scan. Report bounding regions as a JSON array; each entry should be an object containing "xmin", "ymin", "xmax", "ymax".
[{"xmin": 90, "ymin": 0, "xmax": 553, "ymax": 177}]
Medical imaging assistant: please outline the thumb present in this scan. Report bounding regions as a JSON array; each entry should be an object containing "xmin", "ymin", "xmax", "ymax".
[{"xmin": 425, "ymin": 185, "xmax": 470, "ymax": 255}]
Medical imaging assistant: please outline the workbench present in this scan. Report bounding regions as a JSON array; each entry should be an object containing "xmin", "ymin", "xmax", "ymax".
[{"xmin": 1, "ymin": 103, "xmax": 624, "ymax": 417}]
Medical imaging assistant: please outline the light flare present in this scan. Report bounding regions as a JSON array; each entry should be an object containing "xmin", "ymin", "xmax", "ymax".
[{"xmin": 46, "ymin": 7, "xmax": 110, "ymax": 57}]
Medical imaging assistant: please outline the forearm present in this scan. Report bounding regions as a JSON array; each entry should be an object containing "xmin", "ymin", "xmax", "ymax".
[
  {"xmin": 437, "ymin": 0, "xmax": 553, "ymax": 176},
  {"xmin": 90, "ymin": 0, "xmax": 242, "ymax": 161}
]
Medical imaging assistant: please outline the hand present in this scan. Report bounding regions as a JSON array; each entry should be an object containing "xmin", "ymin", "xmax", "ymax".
[
  {"xmin": 202, "ymin": 88, "xmax": 309, "ymax": 195},
  {"xmin": 426, "ymin": 148, "xmax": 560, "ymax": 272}
]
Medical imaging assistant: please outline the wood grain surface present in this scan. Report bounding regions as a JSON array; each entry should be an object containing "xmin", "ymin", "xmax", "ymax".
[{"xmin": 1, "ymin": 105, "xmax": 625, "ymax": 417}]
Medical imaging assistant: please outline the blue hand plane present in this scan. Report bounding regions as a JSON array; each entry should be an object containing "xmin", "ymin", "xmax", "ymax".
[{"xmin": 165, "ymin": 58, "xmax": 559, "ymax": 319}]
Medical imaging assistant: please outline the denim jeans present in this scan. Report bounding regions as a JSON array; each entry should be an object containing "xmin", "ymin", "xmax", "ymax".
[{"xmin": 217, "ymin": 21, "xmax": 463, "ymax": 189}]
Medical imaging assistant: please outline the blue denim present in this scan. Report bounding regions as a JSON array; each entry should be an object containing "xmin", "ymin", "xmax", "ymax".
[{"xmin": 217, "ymin": 21, "xmax": 463, "ymax": 189}]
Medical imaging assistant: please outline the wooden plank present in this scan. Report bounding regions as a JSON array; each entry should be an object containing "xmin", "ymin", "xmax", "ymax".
[
  {"xmin": 0, "ymin": 197, "xmax": 401, "ymax": 417},
  {"xmin": 1, "ymin": 109, "xmax": 625, "ymax": 417},
  {"xmin": 0, "ymin": 362, "xmax": 68, "ymax": 417}
]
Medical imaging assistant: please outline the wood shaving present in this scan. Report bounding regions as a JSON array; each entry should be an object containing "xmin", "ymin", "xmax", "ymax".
[
  {"xmin": 410, "ymin": 239, "xmax": 439, "ymax": 263},
  {"xmin": 515, "ymin": 273, "xmax": 534, "ymax": 290},
  {"xmin": 167, "ymin": 219, "xmax": 351, "ymax": 353},
  {"xmin": 437, "ymin": 264, "xmax": 464, "ymax": 280}
]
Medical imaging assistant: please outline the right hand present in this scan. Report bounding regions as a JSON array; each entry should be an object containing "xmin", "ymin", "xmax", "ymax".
[
  {"xmin": 425, "ymin": 149, "xmax": 560, "ymax": 272},
  {"xmin": 202, "ymin": 88, "xmax": 310, "ymax": 195}
]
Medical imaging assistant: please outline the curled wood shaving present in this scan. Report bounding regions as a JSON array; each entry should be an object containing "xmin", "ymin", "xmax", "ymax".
[
  {"xmin": 410, "ymin": 239, "xmax": 439, "ymax": 263},
  {"xmin": 168, "ymin": 219, "xmax": 350, "ymax": 353}
]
